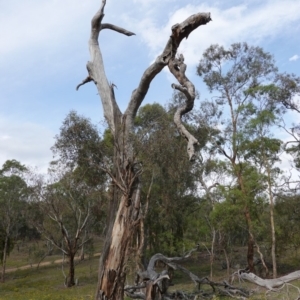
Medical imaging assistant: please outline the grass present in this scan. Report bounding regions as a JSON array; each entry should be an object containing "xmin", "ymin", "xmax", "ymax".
[
  {"xmin": 1, "ymin": 256, "xmax": 98, "ymax": 300},
  {"xmin": 2, "ymin": 242, "xmax": 300, "ymax": 299}
]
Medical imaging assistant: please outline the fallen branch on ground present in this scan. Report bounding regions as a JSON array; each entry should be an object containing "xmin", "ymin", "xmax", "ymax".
[
  {"xmin": 125, "ymin": 247, "xmax": 251, "ymax": 299},
  {"xmin": 240, "ymin": 270, "xmax": 300, "ymax": 291}
]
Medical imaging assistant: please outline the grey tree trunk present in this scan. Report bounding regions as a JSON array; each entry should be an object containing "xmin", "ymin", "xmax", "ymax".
[
  {"xmin": 77, "ymin": 1, "xmax": 211, "ymax": 299},
  {"xmin": 266, "ymin": 164, "xmax": 277, "ymax": 278}
]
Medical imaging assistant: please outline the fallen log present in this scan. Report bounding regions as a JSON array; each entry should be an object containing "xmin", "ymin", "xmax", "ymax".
[{"xmin": 240, "ymin": 271, "xmax": 300, "ymax": 291}]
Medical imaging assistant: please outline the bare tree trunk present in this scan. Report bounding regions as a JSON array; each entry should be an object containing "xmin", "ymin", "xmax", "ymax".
[
  {"xmin": 96, "ymin": 167, "xmax": 141, "ymax": 299},
  {"xmin": 1, "ymin": 235, "xmax": 8, "ymax": 283},
  {"xmin": 80, "ymin": 230, "xmax": 87, "ymax": 261},
  {"xmin": 269, "ymin": 196, "xmax": 277, "ymax": 278},
  {"xmin": 67, "ymin": 253, "xmax": 76, "ymax": 287},
  {"xmin": 254, "ymin": 240, "xmax": 269, "ymax": 278},
  {"xmin": 95, "ymin": 117, "xmax": 143, "ymax": 298},
  {"xmin": 210, "ymin": 228, "xmax": 216, "ymax": 280},
  {"xmin": 223, "ymin": 248, "xmax": 230, "ymax": 279},
  {"xmin": 267, "ymin": 169, "xmax": 277, "ymax": 278},
  {"xmin": 77, "ymin": 2, "xmax": 211, "ymax": 299}
]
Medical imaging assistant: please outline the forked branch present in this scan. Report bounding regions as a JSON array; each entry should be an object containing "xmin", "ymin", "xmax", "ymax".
[
  {"xmin": 77, "ymin": 0, "xmax": 134, "ymax": 133},
  {"xmin": 125, "ymin": 13, "xmax": 211, "ymax": 159},
  {"xmin": 79, "ymin": 0, "xmax": 211, "ymax": 160}
]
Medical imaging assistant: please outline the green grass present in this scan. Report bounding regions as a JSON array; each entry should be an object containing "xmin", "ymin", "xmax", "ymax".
[
  {"xmin": 1, "ymin": 257, "xmax": 98, "ymax": 300},
  {"xmin": 2, "ymin": 241, "xmax": 300, "ymax": 299}
]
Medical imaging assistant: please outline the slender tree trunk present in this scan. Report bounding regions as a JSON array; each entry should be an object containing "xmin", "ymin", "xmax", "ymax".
[
  {"xmin": 267, "ymin": 170, "xmax": 277, "ymax": 278},
  {"xmin": 67, "ymin": 253, "xmax": 76, "ymax": 287},
  {"xmin": 80, "ymin": 230, "xmax": 87, "ymax": 261},
  {"xmin": 259, "ymin": 147, "xmax": 277, "ymax": 278},
  {"xmin": 223, "ymin": 248, "xmax": 230, "ymax": 279},
  {"xmin": 1, "ymin": 235, "xmax": 8, "ymax": 283},
  {"xmin": 254, "ymin": 240, "xmax": 269, "ymax": 277},
  {"xmin": 236, "ymin": 171, "xmax": 255, "ymax": 273},
  {"xmin": 210, "ymin": 228, "xmax": 216, "ymax": 280}
]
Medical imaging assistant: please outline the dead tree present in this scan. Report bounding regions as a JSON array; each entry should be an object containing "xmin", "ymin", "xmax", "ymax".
[
  {"xmin": 77, "ymin": 1, "xmax": 211, "ymax": 299},
  {"xmin": 125, "ymin": 247, "xmax": 251, "ymax": 299}
]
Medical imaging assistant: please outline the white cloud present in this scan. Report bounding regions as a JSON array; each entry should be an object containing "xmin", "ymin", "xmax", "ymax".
[
  {"xmin": 289, "ymin": 54, "xmax": 299, "ymax": 61},
  {"xmin": 0, "ymin": 117, "xmax": 54, "ymax": 173},
  {"xmin": 132, "ymin": 0, "xmax": 167, "ymax": 5},
  {"xmin": 1, "ymin": 0, "xmax": 300, "ymax": 174},
  {"xmin": 128, "ymin": 0, "xmax": 300, "ymax": 68}
]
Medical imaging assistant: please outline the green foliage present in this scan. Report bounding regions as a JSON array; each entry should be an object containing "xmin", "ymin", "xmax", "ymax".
[
  {"xmin": 275, "ymin": 194, "xmax": 300, "ymax": 252},
  {"xmin": 0, "ymin": 160, "xmax": 29, "ymax": 263},
  {"xmin": 51, "ymin": 110, "xmax": 107, "ymax": 187},
  {"xmin": 284, "ymin": 125, "xmax": 300, "ymax": 169},
  {"xmin": 1, "ymin": 41, "xmax": 299, "ymax": 295},
  {"xmin": 134, "ymin": 103, "xmax": 201, "ymax": 256},
  {"xmin": 195, "ymin": 42, "xmax": 294, "ymax": 276},
  {"xmin": 197, "ymin": 43, "xmax": 277, "ymax": 93},
  {"xmin": 29, "ymin": 111, "xmax": 109, "ymax": 287}
]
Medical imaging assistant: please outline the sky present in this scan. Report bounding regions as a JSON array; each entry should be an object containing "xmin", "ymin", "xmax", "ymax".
[{"xmin": 1, "ymin": 0, "xmax": 300, "ymax": 174}]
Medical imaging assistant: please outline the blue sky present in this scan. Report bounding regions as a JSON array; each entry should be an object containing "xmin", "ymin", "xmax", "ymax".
[{"xmin": 1, "ymin": 0, "xmax": 300, "ymax": 173}]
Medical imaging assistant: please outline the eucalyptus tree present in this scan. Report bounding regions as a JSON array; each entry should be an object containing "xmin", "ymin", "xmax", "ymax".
[
  {"xmin": 240, "ymin": 87, "xmax": 284, "ymax": 278},
  {"xmin": 274, "ymin": 73, "xmax": 300, "ymax": 113},
  {"xmin": 197, "ymin": 42, "xmax": 282, "ymax": 272},
  {"xmin": 32, "ymin": 111, "xmax": 107, "ymax": 287},
  {"xmin": 52, "ymin": 110, "xmax": 108, "ymax": 185},
  {"xmin": 33, "ymin": 169, "xmax": 100, "ymax": 287},
  {"xmin": 133, "ymin": 103, "xmax": 200, "ymax": 258},
  {"xmin": 0, "ymin": 160, "xmax": 28, "ymax": 283},
  {"xmin": 76, "ymin": 1, "xmax": 211, "ymax": 298}
]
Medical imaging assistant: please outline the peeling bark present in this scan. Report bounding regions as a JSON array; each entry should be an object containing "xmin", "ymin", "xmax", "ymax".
[{"xmin": 78, "ymin": 1, "xmax": 211, "ymax": 299}]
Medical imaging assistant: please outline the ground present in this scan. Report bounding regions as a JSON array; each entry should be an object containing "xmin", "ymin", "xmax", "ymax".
[{"xmin": 1, "ymin": 241, "xmax": 300, "ymax": 299}]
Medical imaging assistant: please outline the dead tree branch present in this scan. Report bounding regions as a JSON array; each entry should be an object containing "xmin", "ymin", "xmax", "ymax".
[
  {"xmin": 240, "ymin": 271, "xmax": 300, "ymax": 291},
  {"xmin": 126, "ymin": 248, "xmax": 251, "ymax": 299}
]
